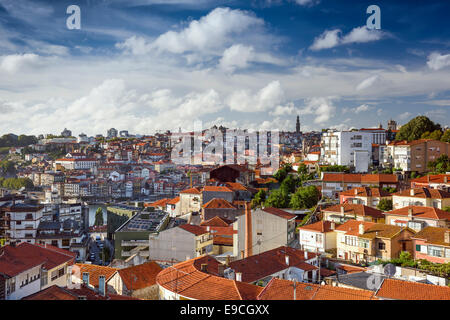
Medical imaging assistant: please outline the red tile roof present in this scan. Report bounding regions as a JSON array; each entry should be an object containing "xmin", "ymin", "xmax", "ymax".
[
  {"xmin": 0, "ymin": 243, "xmax": 76, "ymax": 277},
  {"xmin": 178, "ymin": 224, "xmax": 209, "ymax": 236},
  {"xmin": 376, "ymin": 278, "xmax": 450, "ymax": 300},
  {"xmin": 203, "ymin": 198, "xmax": 236, "ymax": 209},
  {"xmin": 411, "ymin": 226, "xmax": 450, "ymax": 246},
  {"xmin": 385, "ymin": 206, "xmax": 450, "ymax": 221},
  {"xmin": 202, "ymin": 186, "xmax": 233, "ymax": 193},
  {"xmin": 393, "ymin": 187, "xmax": 450, "ymax": 199},
  {"xmin": 323, "ymin": 203, "xmax": 384, "ymax": 219},
  {"xmin": 229, "ymin": 246, "xmax": 318, "ymax": 283},
  {"xmin": 225, "ymin": 182, "xmax": 248, "ymax": 191},
  {"xmin": 298, "ymin": 220, "xmax": 339, "ymax": 233},
  {"xmin": 144, "ymin": 198, "xmax": 171, "ymax": 207},
  {"xmin": 261, "ymin": 207, "xmax": 296, "ymax": 220},
  {"xmin": 179, "ymin": 187, "xmax": 202, "ymax": 194},
  {"xmin": 322, "ymin": 173, "xmax": 398, "ymax": 183},
  {"xmin": 257, "ymin": 278, "xmax": 376, "ymax": 300},
  {"xmin": 200, "ymin": 216, "xmax": 234, "ymax": 227},
  {"xmin": 118, "ymin": 261, "xmax": 163, "ymax": 290},
  {"xmin": 340, "ymin": 187, "xmax": 392, "ymax": 198},
  {"xmin": 74, "ymin": 264, "xmax": 118, "ymax": 288},
  {"xmin": 156, "ymin": 255, "xmax": 263, "ymax": 300},
  {"xmin": 411, "ymin": 174, "xmax": 450, "ymax": 185}
]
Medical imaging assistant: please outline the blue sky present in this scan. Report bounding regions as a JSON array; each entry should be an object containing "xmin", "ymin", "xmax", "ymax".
[{"xmin": 0, "ymin": 0, "xmax": 449, "ymax": 136}]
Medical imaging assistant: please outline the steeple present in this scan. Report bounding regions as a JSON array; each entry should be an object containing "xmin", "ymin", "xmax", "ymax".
[{"xmin": 296, "ymin": 115, "xmax": 300, "ymax": 133}]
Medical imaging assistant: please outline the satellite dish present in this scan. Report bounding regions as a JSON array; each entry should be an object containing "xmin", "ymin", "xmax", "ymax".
[{"xmin": 384, "ymin": 263, "xmax": 396, "ymax": 277}]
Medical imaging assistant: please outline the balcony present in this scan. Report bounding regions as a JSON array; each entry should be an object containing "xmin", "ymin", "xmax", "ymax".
[{"xmin": 121, "ymin": 240, "xmax": 148, "ymax": 247}]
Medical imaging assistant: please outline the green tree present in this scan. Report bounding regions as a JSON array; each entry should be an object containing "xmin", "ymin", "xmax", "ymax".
[
  {"xmin": 289, "ymin": 185, "xmax": 320, "ymax": 209},
  {"xmin": 396, "ymin": 116, "xmax": 441, "ymax": 142},
  {"xmin": 0, "ymin": 160, "xmax": 15, "ymax": 174},
  {"xmin": 251, "ymin": 189, "xmax": 267, "ymax": 208},
  {"xmin": 444, "ymin": 206, "xmax": 450, "ymax": 213},
  {"xmin": 441, "ymin": 129, "xmax": 450, "ymax": 143},
  {"xmin": 264, "ymin": 189, "xmax": 290, "ymax": 208},
  {"xmin": 297, "ymin": 163, "xmax": 307, "ymax": 175},
  {"xmin": 1, "ymin": 177, "xmax": 33, "ymax": 190},
  {"xmin": 94, "ymin": 207, "xmax": 104, "ymax": 226},
  {"xmin": 274, "ymin": 164, "xmax": 292, "ymax": 183},
  {"xmin": 280, "ymin": 174, "xmax": 299, "ymax": 194},
  {"xmin": 377, "ymin": 198, "xmax": 393, "ymax": 211},
  {"xmin": 421, "ymin": 130, "xmax": 443, "ymax": 140},
  {"xmin": 427, "ymin": 154, "xmax": 450, "ymax": 174}
]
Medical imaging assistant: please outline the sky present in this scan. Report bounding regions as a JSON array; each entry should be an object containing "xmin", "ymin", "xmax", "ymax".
[{"xmin": 0, "ymin": 0, "xmax": 449, "ymax": 136}]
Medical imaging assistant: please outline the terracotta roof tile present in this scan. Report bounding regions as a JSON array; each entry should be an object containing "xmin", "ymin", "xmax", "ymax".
[
  {"xmin": 202, "ymin": 186, "xmax": 233, "ymax": 193},
  {"xmin": 298, "ymin": 220, "xmax": 339, "ymax": 233},
  {"xmin": 393, "ymin": 187, "xmax": 450, "ymax": 199},
  {"xmin": 411, "ymin": 226, "xmax": 450, "ymax": 246},
  {"xmin": 261, "ymin": 207, "xmax": 296, "ymax": 220},
  {"xmin": 385, "ymin": 206, "xmax": 450, "ymax": 221},
  {"xmin": 179, "ymin": 224, "xmax": 208, "ymax": 236},
  {"xmin": 324, "ymin": 203, "xmax": 384, "ymax": 219},
  {"xmin": 376, "ymin": 278, "xmax": 450, "ymax": 300},
  {"xmin": 340, "ymin": 187, "xmax": 392, "ymax": 198},
  {"xmin": 118, "ymin": 261, "xmax": 163, "ymax": 290},
  {"xmin": 74, "ymin": 264, "xmax": 118, "ymax": 288},
  {"xmin": 203, "ymin": 198, "xmax": 236, "ymax": 209}
]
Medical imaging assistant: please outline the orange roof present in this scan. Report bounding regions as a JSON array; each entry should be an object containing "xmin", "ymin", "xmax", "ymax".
[
  {"xmin": 167, "ymin": 197, "xmax": 180, "ymax": 205},
  {"xmin": 411, "ymin": 226, "xmax": 450, "ymax": 246},
  {"xmin": 23, "ymin": 284, "xmax": 139, "ymax": 300},
  {"xmin": 74, "ymin": 264, "xmax": 118, "ymax": 288},
  {"xmin": 411, "ymin": 174, "xmax": 450, "ymax": 185},
  {"xmin": 145, "ymin": 198, "xmax": 171, "ymax": 207},
  {"xmin": 202, "ymin": 186, "xmax": 233, "ymax": 193},
  {"xmin": 179, "ymin": 224, "xmax": 208, "ymax": 236},
  {"xmin": 203, "ymin": 198, "xmax": 236, "ymax": 209},
  {"xmin": 156, "ymin": 255, "xmax": 263, "ymax": 300},
  {"xmin": 323, "ymin": 203, "xmax": 384, "ymax": 219},
  {"xmin": 340, "ymin": 187, "xmax": 391, "ymax": 198},
  {"xmin": 200, "ymin": 216, "xmax": 234, "ymax": 227},
  {"xmin": 258, "ymin": 278, "xmax": 376, "ymax": 300},
  {"xmin": 179, "ymin": 187, "xmax": 202, "ymax": 194},
  {"xmin": 322, "ymin": 173, "xmax": 398, "ymax": 184},
  {"xmin": 376, "ymin": 278, "xmax": 450, "ymax": 300},
  {"xmin": 262, "ymin": 207, "xmax": 296, "ymax": 220},
  {"xmin": 118, "ymin": 261, "xmax": 163, "ymax": 290},
  {"xmin": 229, "ymin": 246, "xmax": 318, "ymax": 283},
  {"xmin": 225, "ymin": 182, "xmax": 248, "ymax": 191},
  {"xmin": 298, "ymin": 220, "xmax": 339, "ymax": 233},
  {"xmin": 393, "ymin": 187, "xmax": 450, "ymax": 199},
  {"xmin": 385, "ymin": 206, "xmax": 450, "ymax": 221}
]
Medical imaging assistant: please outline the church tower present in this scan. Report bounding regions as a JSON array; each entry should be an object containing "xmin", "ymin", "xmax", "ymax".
[{"xmin": 296, "ymin": 115, "xmax": 300, "ymax": 133}]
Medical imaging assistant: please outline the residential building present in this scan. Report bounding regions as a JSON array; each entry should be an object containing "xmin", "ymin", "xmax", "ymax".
[
  {"xmin": 54, "ymin": 158, "xmax": 99, "ymax": 170},
  {"xmin": 233, "ymin": 206, "xmax": 297, "ymax": 258},
  {"xmin": 1, "ymin": 202, "xmax": 44, "ymax": 244},
  {"xmin": 335, "ymin": 220, "xmax": 415, "ymax": 263},
  {"xmin": 202, "ymin": 186, "xmax": 234, "ymax": 205},
  {"xmin": 72, "ymin": 264, "xmax": 123, "ymax": 295},
  {"xmin": 392, "ymin": 187, "xmax": 450, "ymax": 210},
  {"xmin": 411, "ymin": 226, "xmax": 450, "ymax": 263},
  {"xmin": 298, "ymin": 220, "xmax": 338, "ymax": 253},
  {"xmin": 117, "ymin": 261, "xmax": 163, "ymax": 299},
  {"xmin": 202, "ymin": 198, "xmax": 241, "ymax": 221},
  {"xmin": 156, "ymin": 255, "xmax": 263, "ymax": 300},
  {"xmin": 209, "ymin": 164, "xmax": 254, "ymax": 185},
  {"xmin": 321, "ymin": 173, "xmax": 398, "ymax": 199},
  {"xmin": 410, "ymin": 174, "xmax": 450, "ymax": 192},
  {"xmin": 0, "ymin": 242, "xmax": 76, "ymax": 300},
  {"xmin": 149, "ymin": 224, "xmax": 213, "ymax": 263},
  {"xmin": 384, "ymin": 206, "xmax": 450, "ymax": 231},
  {"xmin": 227, "ymin": 246, "xmax": 319, "ymax": 286},
  {"xmin": 200, "ymin": 216, "xmax": 236, "ymax": 256},
  {"xmin": 320, "ymin": 130, "xmax": 372, "ymax": 172},
  {"xmin": 179, "ymin": 187, "xmax": 202, "ymax": 215},
  {"xmin": 322, "ymin": 203, "xmax": 385, "ymax": 223},
  {"xmin": 385, "ymin": 139, "xmax": 450, "ymax": 173},
  {"xmin": 339, "ymin": 187, "xmax": 392, "ymax": 208}
]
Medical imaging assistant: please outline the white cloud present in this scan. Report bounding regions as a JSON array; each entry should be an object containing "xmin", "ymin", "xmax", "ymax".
[
  {"xmin": 269, "ymin": 102, "xmax": 297, "ymax": 116},
  {"xmin": 309, "ymin": 29, "xmax": 341, "ymax": 51},
  {"xmin": 115, "ymin": 36, "xmax": 153, "ymax": 55},
  {"xmin": 300, "ymin": 97, "xmax": 337, "ymax": 124},
  {"xmin": 399, "ymin": 112, "xmax": 412, "ymax": 120},
  {"xmin": 427, "ymin": 52, "xmax": 450, "ymax": 71},
  {"xmin": 219, "ymin": 44, "xmax": 255, "ymax": 72},
  {"xmin": 151, "ymin": 7, "xmax": 264, "ymax": 54},
  {"xmin": 310, "ymin": 26, "xmax": 385, "ymax": 51},
  {"xmin": 356, "ymin": 75, "xmax": 381, "ymax": 91},
  {"xmin": 227, "ymin": 80, "xmax": 284, "ymax": 112},
  {"xmin": 0, "ymin": 53, "xmax": 41, "ymax": 73}
]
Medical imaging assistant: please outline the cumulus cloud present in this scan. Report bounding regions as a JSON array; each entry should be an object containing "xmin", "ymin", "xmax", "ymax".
[
  {"xmin": 310, "ymin": 26, "xmax": 385, "ymax": 51},
  {"xmin": 399, "ymin": 112, "xmax": 412, "ymax": 120},
  {"xmin": 300, "ymin": 97, "xmax": 337, "ymax": 124},
  {"xmin": 0, "ymin": 53, "xmax": 41, "ymax": 73},
  {"xmin": 219, "ymin": 44, "xmax": 255, "ymax": 72},
  {"xmin": 227, "ymin": 80, "xmax": 284, "ymax": 112},
  {"xmin": 269, "ymin": 102, "xmax": 297, "ymax": 116},
  {"xmin": 427, "ymin": 52, "xmax": 450, "ymax": 70}
]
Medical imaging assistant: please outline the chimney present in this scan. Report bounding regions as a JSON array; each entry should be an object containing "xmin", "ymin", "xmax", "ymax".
[
  {"xmin": 225, "ymin": 255, "xmax": 231, "ymax": 267},
  {"xmin": 236, "ymin": 272, "xmax": 242, "ymax": 282},
  {"xmin": 218, "ymin": 264, "xmax": 225, "ymax": 277},
  {"xmin": 354, "ymin": 189, "xmax": 358, "ymax": 195},
  {"xmin": 359, "ymin": 223, "xmax": 365, "ymax": 235},
  {"xmin": 98, "ymin": 275, "xmax": 106, "ymax": 296},
  {"xmin": 444, "ymin": 176, "xmax": 448, "ymax": 184},
  {"xmin": 408, "ymin": 207, "xmax": 413, "ymax": 219},
  {"xmin": 82, "ymin": 272, "xmax": 89, "ymax": 286},
  {"xmin": 427, "ymin": 175, "xmax": 430, "ymax": 183},
  {"xmin": 244, "ymin": 202, "xmax": 253, "ymax": 258},
  {"xmin": 304, "ymin": 251, "xmax": 308, "ymax": 259},
  {"xmin": 340, "ymin": 206, "xmax": 345, "ymax": 216},
  {"xmin": 330, "ymin": 222, "xmax": 336, "ymax": 230},
  {"xmin": 240, "ymin": 250, "xmax": 245, "ymax": 259},
  {"xmin": 200, "ymin": 263, "xmax": 208, "ymax": 272},
  {"xmin": 445, "ymin": 230, "xmax": 450, "ymax": 244},
  {"xmin": 285, "ymin": 255, "xmax": 290, "ymax": 266},
  {"xmin": 410, "ymin": 189, "xmax": 415, "ymax": 196}
]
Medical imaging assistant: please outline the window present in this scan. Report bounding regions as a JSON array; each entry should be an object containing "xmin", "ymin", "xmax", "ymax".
[
  {"xmin": 359, "ymin": 239, "xmax": 369, "ymax": 249},
  {"xmin": 378, "ymin": 242, "xmax": 386, "ymax": 250},
  {"xmin": 428, "ymin": 246, "xmax": 443, "ymax": 257},
  {"xmin": 416, "ymin": 244, "xmax": 421, "ymax": 252},
  {"xmin": 62, "ymin": 239, "xmax": 70, "ymax": 247},
  {"xmin": 51, "ymin": 270, "xmax": 58, "ymax": 281},
  {"xmin": 316, "ymin": 234, "xmax": 323, "ymax": 243},
  {"xmin": 58, "ymin": 267, "xmax": 65, "ymax": 277}
]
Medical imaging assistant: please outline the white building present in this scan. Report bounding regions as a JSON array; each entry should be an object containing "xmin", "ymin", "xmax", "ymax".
[
  {"xmin": 321, "ymin": 130, "xmax": 372, "ymax": 172},
  {"xmin": 3, "ymin": 203, "xmax": 44, "ymax": 244}
]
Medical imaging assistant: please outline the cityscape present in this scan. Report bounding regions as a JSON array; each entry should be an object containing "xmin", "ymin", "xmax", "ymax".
[{"xmin": 0, "ymin": 0, "xmax": 449, "ymax": 307}]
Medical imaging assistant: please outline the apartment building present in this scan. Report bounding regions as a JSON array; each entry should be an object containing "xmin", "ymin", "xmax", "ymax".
[
  {"xmin": 322, "ymin": 203, "xmax": 385, "ymax": 223},
  {"xmin": 1, "ymin": 202, "xmax": 44, "ymax": 245},
  {"xmin": 339, "ymin": 187, "xmax": 392, "ymax": 208},
  {"xmin": 385, "ymin": 139, "xmax": 450, "ymax": 173},
  {"xmin": 384, "ymin": 206, "xmax": 450, "ymax": 231},
  {"xmin": 412, "ymin": 227, "xmax": 450, "ymax": 264},
  {"xmin": 320, "ymin": 130, "xmax": 372, "ymax": 172},
  {"xmin": 410, "ymin": 174, "xmax": 450, "ymax": 192},
  {"xmin": 392, "ymin": 187, "xmax": 450, "ymax": 210}
]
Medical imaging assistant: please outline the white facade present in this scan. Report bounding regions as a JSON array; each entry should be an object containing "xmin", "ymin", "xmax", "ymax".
[
  {"xmin": 7, "ymin": 207, "xmax": 43, "ymax": 244},
  {"xmin": 321, "ymin": 131, "xmax": 372, "ymax": 168}
]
